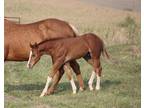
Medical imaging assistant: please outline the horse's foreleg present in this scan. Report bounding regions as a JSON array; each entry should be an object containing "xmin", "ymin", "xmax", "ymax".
[
  {"xmin": 40, "ymin": 58, "xmax": 64, "ymax": 97},
  {"xmin": 46, "ymin": 67, "xmax": 64, "ymax": 95},
  {"xmin": 70, "ymin": 60, "xmax": 85, "ymax": 91},
  {"xmin": 40, "ymin": 76, "xmax": 52, "ymax": 97},
  {"xmin": 64, "ymin": 63, "xmax": 77, "ymax": 94}
]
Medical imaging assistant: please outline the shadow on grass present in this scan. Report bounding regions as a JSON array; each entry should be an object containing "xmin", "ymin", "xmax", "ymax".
[
  {"xmin": 5, "ymin": 79, "xmax": 121, "ymax": 93},
  {"xmin": 102, "ymin": 80, "xmax": 121, "ymax": 90},
  {"xmin": 4, "ymin": 83, "xmax": 44, "ymax": 92}
]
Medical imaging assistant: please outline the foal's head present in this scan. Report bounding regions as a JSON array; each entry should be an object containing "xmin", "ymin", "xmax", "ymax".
[{"xmin": 27, "ymin": 43, "xmax": 41, "ymax": 69}]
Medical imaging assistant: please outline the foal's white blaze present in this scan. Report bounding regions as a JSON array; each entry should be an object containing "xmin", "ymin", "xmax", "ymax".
[
  {"xmin": 27, "ymin": 51, "xmax": 32, "ymax": 68},
  {"xmin": 70, "ymin": 78, "xmax": 77, "ymax": 94},
  {"xmin": 88, "ymin": 71, "xmax": 95, "ymax": 91},
  {"xmin": 40, "ymin": 76, "xmax": 52, "ymax": 97},
  {"xmin": 96, "ymin": 74, "xmax": 101, "ymax": 90}
]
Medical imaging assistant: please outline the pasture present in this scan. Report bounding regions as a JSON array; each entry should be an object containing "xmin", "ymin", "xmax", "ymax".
[{"xmin": 5, "ymin": 0, "xmax": 140, "ymax": 108}]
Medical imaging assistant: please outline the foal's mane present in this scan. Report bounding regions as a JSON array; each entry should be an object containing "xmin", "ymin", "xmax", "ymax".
[{"xmin": 38, "ymin": 37, "xmax": 73, "ymax": 45}]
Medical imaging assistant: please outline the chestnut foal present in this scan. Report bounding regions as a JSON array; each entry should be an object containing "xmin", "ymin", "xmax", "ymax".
[{"xmin": 27, "ymin": 33, "xmax": 109, "ymax": 96}]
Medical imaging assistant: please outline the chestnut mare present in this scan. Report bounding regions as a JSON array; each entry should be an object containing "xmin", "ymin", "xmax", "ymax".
[
  {"xmin": 5, "ymin": 18, "xmax": 87, "ymax": 96},
  {"xmin": 27, "ymin": 33, "xmax": 109, "ymax": 96}
]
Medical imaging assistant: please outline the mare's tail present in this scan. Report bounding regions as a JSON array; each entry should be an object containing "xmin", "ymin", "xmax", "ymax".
[{"xmin": 69, "ymin": 23, "xmax": 80, "ymax": 36}]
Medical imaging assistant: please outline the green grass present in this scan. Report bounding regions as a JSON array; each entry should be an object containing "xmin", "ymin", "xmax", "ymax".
[{"xmin": 4, "ymin": 44, "xmax": 140, "ymax": 108}]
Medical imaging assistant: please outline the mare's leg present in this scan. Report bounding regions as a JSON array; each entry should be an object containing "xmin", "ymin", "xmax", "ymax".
[
  {"xmin": 64, "ymin": 63, "xmax": 77, "ymax": 94},
  {"xmin": 69, "ymin": 60, "xmax": 85, "ymax": 91},
  {"xmin": 40, "ymin": 58, "xmax": 64, "ymax": 97}
]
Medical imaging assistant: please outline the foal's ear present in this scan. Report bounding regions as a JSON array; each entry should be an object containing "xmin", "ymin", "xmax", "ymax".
[{"xmin": 34, "ymin": 42, "xmax": 38, "ymax": 48}]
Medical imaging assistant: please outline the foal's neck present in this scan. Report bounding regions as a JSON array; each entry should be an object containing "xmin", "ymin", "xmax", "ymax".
[{"xmin": 38, "ymin": 41, "xmax": 55, "ymax": 55}]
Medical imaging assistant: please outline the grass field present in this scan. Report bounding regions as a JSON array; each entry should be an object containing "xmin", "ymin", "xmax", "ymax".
[{"xmin": 5, "ymin": 0, "xmax": 141, "ymax": 108}]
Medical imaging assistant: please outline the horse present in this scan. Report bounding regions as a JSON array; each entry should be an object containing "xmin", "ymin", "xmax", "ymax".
[
  {"xmin": 4, "ymin": 18, "xmax": 88, "ymax": 95},
  {"xmin": 27, "ymin": 33, "xmax": 109, "ymax": 96}
]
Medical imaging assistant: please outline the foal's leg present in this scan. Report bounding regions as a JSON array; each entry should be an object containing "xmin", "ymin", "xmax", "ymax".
[
  {"xmin": 64, "ymin": 63, "xmax": 77, "ymax": 94},
  {"xmin": 70, "ymin": 60, "xmax": 85, "ymax": 91},
  {"xmin": 88, "ymin": 70, "xmax": 95, "ymax": 91},
  {"xmin": 47, "ymin": 63, "xmax": 77, "ymax": 95},
  {"xmin": 83, "ymin": 58, "xmax": 96, "ymax": 91},
  {"xmin": 93, "ymin": 58, "xmax": 102, "ymax": 90},
  {"xmin": 40, "ymin": 75, "xmax": 53, "ymax": 97},
  {"xmin": 40, "ymin": 58, "xmax": 64, "ymax": 97},
  {"xmin": 83, "ymin": 54, "xmax": 96, "ymax": 91},
  {"xmin": 46, "ymin": 66, "xmax": 65, "ymax": 95}
]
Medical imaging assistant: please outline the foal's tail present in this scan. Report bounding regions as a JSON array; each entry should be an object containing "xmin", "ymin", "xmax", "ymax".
[
  {"xmin": 102, "ymin": 48, "xmax": 110, "ymax": 59},
  {"xmin": 102, "ymin": 43, "xmax": 110, "ymax": 59}
]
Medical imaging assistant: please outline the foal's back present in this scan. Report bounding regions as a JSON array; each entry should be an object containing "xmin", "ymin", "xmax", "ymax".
[
  {"xmin": 47, "ymin": 33, "xmax": 104, "ymax": 59},
  {"xmin": 46, "ymin": 33, "xmax": 103, "ymax": 51},
  {"xmin": 62, "ymin": 33, "xmax": 103, "ymax": 49}
]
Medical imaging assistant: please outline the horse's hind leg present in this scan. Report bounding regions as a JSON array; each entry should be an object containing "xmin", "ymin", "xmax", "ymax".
[
  {"xmin": 83, "ymin": 52, "xmax": 96, "ymax": 91},
  {"xmin": 88, "ymin": 70, "xmax": 95, "ymax": 91},
  {"xmin": 84, "ymin": 52, "xmax": 102, "ymax": 90},
  {"xmin": 64, "ymin": 63, "xmax": 77, "ymax": 94},
  {"xmin": 93, "ymin": 58, "xmax": 102, "ymax": 90},
  {"xmin": 69, "ymin": 60, "xmax": 85, "ymax": 91}
]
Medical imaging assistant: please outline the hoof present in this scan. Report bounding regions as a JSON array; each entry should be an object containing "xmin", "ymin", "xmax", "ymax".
[
  {"xmin": 39, "ymin": 92, "xmax": 46, "ymax": 97},
  {"xmin": 89, "ymin": 85, "xmax": 94, "ymax": 91},
  {"xmin": 89, "ymin": 88, "xmax": 94, "ymax": 91},
  {"xmin": 72, "ymin": 90, "xmax": 76, "ymax": 94},
  {"xmin": 46, "ymin": 90, "xmax": 54, "ymax": 96},
  {"xmin": 95, "ymin": 87, "xmax": 100, "ymax": 90},
  {"xmin": 79, "ymin": 87, "xmax": 85, "ymax": 91}
]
